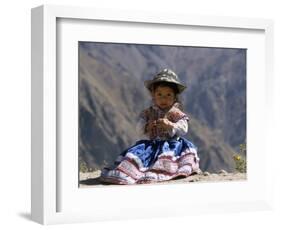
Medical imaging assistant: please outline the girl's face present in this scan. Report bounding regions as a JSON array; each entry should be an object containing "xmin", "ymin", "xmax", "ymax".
[{"xmin": 153, "ymin": 86, "xmax": 176, "ymax": 110}]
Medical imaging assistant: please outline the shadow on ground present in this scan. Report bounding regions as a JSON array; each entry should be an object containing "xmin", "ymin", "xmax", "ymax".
[{"xmin": 79, "ymin": 177, "xmax": 115, "ymax": 186}]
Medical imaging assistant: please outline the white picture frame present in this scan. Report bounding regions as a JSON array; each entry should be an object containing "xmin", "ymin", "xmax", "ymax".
[{"xmin": 31, "ymin": 4, "xmax": 274, "ymax": 225}]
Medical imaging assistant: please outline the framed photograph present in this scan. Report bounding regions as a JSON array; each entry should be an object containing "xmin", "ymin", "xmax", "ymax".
[{"xmin": 31, "ymin": 5, "xmax": 274, "ymax": 225}]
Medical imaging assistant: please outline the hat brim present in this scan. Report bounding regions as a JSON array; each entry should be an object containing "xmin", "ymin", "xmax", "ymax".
[{"xmin": 144, "ymin": 79, "xmax": 186, "ymax": 94}]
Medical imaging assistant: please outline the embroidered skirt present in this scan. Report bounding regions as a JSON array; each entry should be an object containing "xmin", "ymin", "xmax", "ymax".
[{"xmin": 100, "ymin": 137, "xmax": 200, "ymax": 185}]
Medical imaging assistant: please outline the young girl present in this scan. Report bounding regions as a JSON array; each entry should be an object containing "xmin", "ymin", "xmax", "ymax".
[{"xmin": 100, "ymin": 69, "xmax": 200, "ymax": 184}]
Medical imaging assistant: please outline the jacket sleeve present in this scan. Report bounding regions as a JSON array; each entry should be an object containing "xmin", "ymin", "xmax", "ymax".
[
  {"xmin": 136, "ymin": 109, "xmax": 149, "ymax": 138},
  {"xmin": 168, "ymin": 117, "xmax": 189, "ymax": 137},
  {"xmin": 136, "ymin": 117, "xmax": 146, "ymax": 136}
]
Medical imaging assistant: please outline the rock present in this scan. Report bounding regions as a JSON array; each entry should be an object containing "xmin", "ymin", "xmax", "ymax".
[
  {"xmin": 203, "ymin": 171, "xmax": 210, "ymax": 176},
  {"xmin": 189, "ymin": 178, "xmax": 200, "ymax": 182},
  {"xmin": 218, "ymin": 169, "xmax": 228, "ymax": 175}
]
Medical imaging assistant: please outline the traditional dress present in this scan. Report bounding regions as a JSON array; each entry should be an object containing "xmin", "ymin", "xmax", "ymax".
[{"xmin": 100, "ymin": 102, "xmax": 200, "ymax": 185}]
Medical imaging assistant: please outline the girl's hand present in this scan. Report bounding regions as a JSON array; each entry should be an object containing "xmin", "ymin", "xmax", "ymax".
[{"xmin": 157, "ymin": 118, "xmax": 174, "ymax": 130}]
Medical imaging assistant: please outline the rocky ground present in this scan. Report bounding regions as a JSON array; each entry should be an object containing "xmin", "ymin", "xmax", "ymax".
[{"xmin": 79, "ymin": 170, "xmax": 246, "ymax": 188}]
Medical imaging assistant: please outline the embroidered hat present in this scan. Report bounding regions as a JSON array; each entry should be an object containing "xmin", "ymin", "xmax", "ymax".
[{"xmin": 144, "ymin": 69, "xmax": 186, "ymax": 94}]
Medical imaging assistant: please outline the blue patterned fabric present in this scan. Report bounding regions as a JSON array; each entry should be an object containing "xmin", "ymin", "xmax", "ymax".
[{"xmin": 117, "ymin": 137, "xmax": 197, "ymax": 168}]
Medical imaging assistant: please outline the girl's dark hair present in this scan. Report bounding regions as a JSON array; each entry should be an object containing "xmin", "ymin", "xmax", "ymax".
[{"xmin": 151, "ymin": 82, "xmax": 180, "ymax": 95}]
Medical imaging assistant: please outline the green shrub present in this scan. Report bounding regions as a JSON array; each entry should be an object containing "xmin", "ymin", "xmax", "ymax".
[
  {"xmin": 233, "ymin": 143, "xmax": 247, "ymax": 173},
  {"xmin": 79, "ymin": 160, "xmax": 89, "ymax": 173}
]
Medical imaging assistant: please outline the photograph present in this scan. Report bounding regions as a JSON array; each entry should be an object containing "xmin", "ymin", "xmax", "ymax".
[{"xmin": 78, "ymin": 42, "xmax": 247, "ymax": 187}]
